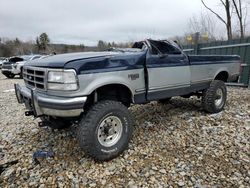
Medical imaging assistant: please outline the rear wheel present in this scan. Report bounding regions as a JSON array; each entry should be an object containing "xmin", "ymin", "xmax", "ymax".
[
  {"xmin": 77, "ymin": 100, "xmax": 133, "ymax": 161},
  {"xmin": 202, "ymin": 80, "xmax": 227, "ymax": 113}
]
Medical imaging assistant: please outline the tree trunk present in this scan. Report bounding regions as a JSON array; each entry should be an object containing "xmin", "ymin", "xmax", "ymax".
[
  {"xmin": 232, "ymin": 0, "xmax": 245, "ymax": 38},
  {"xmin": 239, "ymin": 19, "xmax": 244, "ymax": 38},
  {"xmin": 200, "ymin": 0, "xmax": 233, "ymax": 40},
  {"xmin": 225, "ymin": 0, "xmax": 233, "ymax": 40}
]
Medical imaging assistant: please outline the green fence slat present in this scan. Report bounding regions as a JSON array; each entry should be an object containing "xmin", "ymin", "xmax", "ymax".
[
  {"xmin": 228, "ymin": 39, "xmax": 233, "ymax": 55},
  {"xmin": 221, "ymin": 42, "xmax": 227, "ymax": 55},
  {"xmin": 241, "ymin": 37, "xmax": 250, "ymax": 85},
  {"xmin": 233, "ymin": 39, "xmax": 239, "ymax": 54}
]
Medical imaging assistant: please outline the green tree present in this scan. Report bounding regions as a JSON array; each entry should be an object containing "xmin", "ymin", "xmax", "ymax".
[
  {"xmin": 111, "ymin": 42, "xmax": 117, "ymax": 47},
  {"xmin": 14, "ymin": 38, "xmax": 21, "ymax": 45},
  {"xmin": 107, "ymin": 42, "xmax": 112, "ymax": 48},
  {"xmin": 36, "ymin": 33, "xmax": 50, "ymax": 51},
  {"xmin": 80, "ymin": 44, "xmax": 85, "ymax": 50},
  {"xmin": 97, "ymin": 40, "xmax": 106, "ymax": 50}
]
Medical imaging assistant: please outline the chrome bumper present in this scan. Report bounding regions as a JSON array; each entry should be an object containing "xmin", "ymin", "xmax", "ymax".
[
  {"xmin": 1, "ymin": 68, "xmax": 12, "ymax": 74},
  {"xmin": 14, "ymin": 84, "xmax": 86, "ymax": 117},
  {"xmin": 2, "ymin": 65, "xmax": 15, "ymax": 72}
]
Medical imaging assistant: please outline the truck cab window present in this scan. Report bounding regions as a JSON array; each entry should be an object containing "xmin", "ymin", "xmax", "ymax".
[
  {"xmin": 132, "ymin": 41, "xmax": 146, "ymax": 50},
  {"xmin": 149, "ymin": 40, "xmax": 181, "ymax": 55}
]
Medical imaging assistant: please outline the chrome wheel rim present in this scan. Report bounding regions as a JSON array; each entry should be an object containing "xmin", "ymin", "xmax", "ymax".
[
  {"xmin": 215, "ymin": 88, "xmax": 224, "ymax": 108},
  {"xmin": 97, "ymin": 116, "xmax": 123, "ymax": 147}
]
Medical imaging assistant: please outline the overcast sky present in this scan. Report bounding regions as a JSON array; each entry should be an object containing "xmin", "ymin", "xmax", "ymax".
[{"xmin": 0, "ymin": 0, "xmax": 229, "ymax": 45}]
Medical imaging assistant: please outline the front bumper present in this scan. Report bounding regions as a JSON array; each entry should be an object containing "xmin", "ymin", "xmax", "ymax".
[
  {"xmin": 1, "ymin": 69, "xmax": 12, "ymax": 74},
  {"xmin": 14, "ymin": 84, "xmax": 86, "ymax": 117},
  {"xmin": 2, "ymin": 65, "xmax": 19, "ymax": 75}
]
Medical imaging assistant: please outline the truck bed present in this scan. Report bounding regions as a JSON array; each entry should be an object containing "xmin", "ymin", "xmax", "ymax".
[{"xmin": 188, "ymin": 55, "xmax": 240, "ymax": 65}]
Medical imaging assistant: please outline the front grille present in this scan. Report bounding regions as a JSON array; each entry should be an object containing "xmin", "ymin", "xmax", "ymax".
[
  {"xmin": 2, "ymin": 63, "xmax": 12, "ymax": 69},
  {"xmin": 3, "ymin": 61, "xmax": 12, "ymax": 65},
  {"xmin": 23, "ymin": 67, "xmax": 46, "ymax": 90}
]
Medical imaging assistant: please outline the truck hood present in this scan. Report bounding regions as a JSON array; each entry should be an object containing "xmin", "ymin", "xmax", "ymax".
[
  {"xmin": 25, "ymin": 50, "xmax": 147, "ymax": 74},
  {"xmin": 25, "ymin": 51, "xmax": 126, "ymax": 68}
]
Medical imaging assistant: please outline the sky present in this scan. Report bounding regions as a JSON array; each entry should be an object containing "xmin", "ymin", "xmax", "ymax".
[{"xmin": 0, "ymin": 0, "xmax": 232, "ymax": 46}]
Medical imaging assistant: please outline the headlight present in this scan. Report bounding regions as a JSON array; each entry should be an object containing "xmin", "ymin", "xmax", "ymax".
[{"xmin": 47, "ymin": 70, "xmax": 78, "ymax": 91}]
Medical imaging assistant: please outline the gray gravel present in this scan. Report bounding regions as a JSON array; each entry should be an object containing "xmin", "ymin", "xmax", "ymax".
[{"xmin": 0, "ymin": 72, "xmax": 249, "ymax": 187}]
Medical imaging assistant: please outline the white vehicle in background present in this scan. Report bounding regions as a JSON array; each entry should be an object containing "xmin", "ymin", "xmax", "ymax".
[
  {"xmin": 0, "ymin": 60, "xmax": 3, "ymax": 69},
  {"xmin": 12, "ymin": 55, "xmax": 43, "ymax": 78},
  {"xmin": 1, "ymin": 55, "xmax": 42, "ymax": 78},
  {"xmin": 0, "ymin": 57, "xmax": 7, "ymax": 69}
]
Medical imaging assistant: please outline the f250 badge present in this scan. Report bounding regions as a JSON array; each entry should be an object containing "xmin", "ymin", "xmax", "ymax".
[{"xmin": 128, "ymin": 73, "xmax": 139, "ymax": 81}]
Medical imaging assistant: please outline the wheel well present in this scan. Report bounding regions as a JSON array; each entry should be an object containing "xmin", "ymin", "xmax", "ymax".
[
  {"xmin": 85, "ymin": 84, "xmax": 133, "ymax": 108},
  {"xmin": 215, "ymin": 71, "xmax": 228, "ymax": 82}
]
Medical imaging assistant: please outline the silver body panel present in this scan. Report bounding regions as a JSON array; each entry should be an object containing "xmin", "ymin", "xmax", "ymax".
[
  {"xmin": 147, "ymin": 66, "xmax": 191, "ymax": 92},
  {"xmin": 78, "ymin": 69, "xmax": 145, "ymax": 98},
  {"xmin": 190, "ymin": 62, "xmax": 240, "ymax": 84}
]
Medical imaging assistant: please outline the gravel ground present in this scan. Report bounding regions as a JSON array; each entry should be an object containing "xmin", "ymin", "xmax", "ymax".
[{"xmin": 0, "ymin": 72, "xmax": 249, "ymax": 188}]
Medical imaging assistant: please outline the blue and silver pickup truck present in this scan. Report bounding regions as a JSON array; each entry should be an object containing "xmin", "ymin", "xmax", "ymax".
[{"xmin": 14, "ymin": 39, "xmax": 241, "ymax": 161}]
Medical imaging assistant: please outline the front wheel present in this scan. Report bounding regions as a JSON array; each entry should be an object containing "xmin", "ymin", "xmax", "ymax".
[
  {"xmin": 202, "ymin": 80, "xmax": 227, "ymax": 113},
  {"xmin": 5, "ymin": 73, "xmax": 15, "ymax": 79},
  {"xmin": 77, "ymin": 100, "xmax": 133, "ymax": 161}
]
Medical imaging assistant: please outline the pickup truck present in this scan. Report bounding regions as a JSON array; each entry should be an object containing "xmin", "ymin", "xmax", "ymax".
[
  {"xmin": 14, "ymin": 39, "xmax": 241, "ymax": 161},
  {"xmin": 2, "ymin": 55, "xmax": 42, "ymax": 78}
]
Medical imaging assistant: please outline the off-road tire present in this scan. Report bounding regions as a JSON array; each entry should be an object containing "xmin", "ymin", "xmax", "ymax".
[
  {"xmin": 40, "ymin": 117, "xmax": 72, "ymax": 130},
  {"xmin": 159, "ymin": 97, "xmax": 172, "ymax": 104},
  {"xmin": 202, "ymin": 80, "xmax": 227, "ymax": 113},
  {"xmin": 77, "ymin": 100, "xmax": 133, "ymax": 161}
]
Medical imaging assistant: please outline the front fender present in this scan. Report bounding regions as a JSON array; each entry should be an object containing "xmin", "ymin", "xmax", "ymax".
[{"xmin": 78, "ymin": 72, "xmax": 135, "ymax": 96}]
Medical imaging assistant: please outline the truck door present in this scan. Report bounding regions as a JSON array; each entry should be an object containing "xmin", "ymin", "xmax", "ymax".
[{"xmin": 146, "ymin": 40, "xmax": 191, "ymax": 101}]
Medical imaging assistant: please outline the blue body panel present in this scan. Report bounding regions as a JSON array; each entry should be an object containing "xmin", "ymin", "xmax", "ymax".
[
  {"xmin": 24, "ymin": 49, "xmax": 240, "ymax": 74},
  {"xmin": 189, "ymin": 55, "xmax": 240, "ymax": 65},
  {"xmin": 147, "ymin": 54, "xmax": 190, "ymax": 68},
  {"xmin": 65, "ymin": 52, "xmax": 146, "ymax": 74}
]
